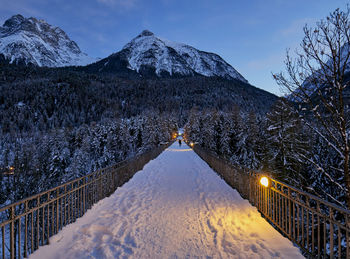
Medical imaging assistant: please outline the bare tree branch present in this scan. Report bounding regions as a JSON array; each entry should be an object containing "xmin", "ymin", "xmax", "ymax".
[{"xmin": 273, "ymin": 6, "xmax": 350, "ymax": 208}]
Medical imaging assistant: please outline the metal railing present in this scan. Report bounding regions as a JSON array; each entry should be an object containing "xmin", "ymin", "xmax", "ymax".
[
  {"xmin": 0, "ymin": 142, "xmax": 171, "ymax": 259},
  {"xmin": 193, "ymin": 145, "xmax": 350, "ymax": 258}
]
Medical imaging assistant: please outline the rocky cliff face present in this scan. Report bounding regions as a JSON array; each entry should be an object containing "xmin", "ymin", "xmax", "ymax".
[{"xmin": 0, "ymin": 14, "xmax": 95, "ymax": 67}]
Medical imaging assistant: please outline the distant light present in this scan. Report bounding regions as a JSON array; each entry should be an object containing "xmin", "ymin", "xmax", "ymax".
[
  {"xmin": 260, "ymin": 176, "xmax": 269, "ymax": 187},
  {"xmin": 190, "ymin": 142, "xmax": 194, "ymax": 148}
]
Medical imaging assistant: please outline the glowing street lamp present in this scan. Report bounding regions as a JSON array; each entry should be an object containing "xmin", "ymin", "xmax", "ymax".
[
  {"xmin": 2, "ymin": 166, "xmax": 14, "ymax": 176},
  {"xmin": 260, "ymin": 176, "xmax": 269, "ymax": 187},
  {"xmin": 190, "ymin": 142, "xmax": 194, "ymax": 148}
]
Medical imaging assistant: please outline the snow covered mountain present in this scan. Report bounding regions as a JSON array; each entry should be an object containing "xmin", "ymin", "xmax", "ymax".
[
  {"xmin": 88, "ymin": 30, "xmax": 248, "ymax": 82},
  {"xmin": 289, "ymin": 43, "xmax": 350, "ymax": 102},
  {"xmin": 0, "ymin": 14, "xmax": 95, "ymax": 67}
]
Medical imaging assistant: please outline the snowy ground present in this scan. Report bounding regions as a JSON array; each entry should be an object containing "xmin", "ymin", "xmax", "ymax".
[{"xmin": 30, "ymin": 142, "xmax": 304, "ymax": 259}]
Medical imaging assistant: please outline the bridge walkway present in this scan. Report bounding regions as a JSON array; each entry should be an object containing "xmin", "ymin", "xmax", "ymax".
[{"xmin": 30, "ymin": 142, "xmax": 303, "ymax": 259}]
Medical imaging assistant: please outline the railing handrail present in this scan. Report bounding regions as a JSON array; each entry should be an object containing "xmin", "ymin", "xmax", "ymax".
[
  {"xmin": 268, "ymin": 175, "xmax": 350, "ymax": 214},
  {"xmin": 196, "ymin": 145, "xmax": 350, "ymax": 214},
  {"xmin": 192, "ymin": 143, "xmax": 350, "ymax": 258},
  {"xmin": 0, "ymin": 146, "xmax": 156, "ymax": 212},
  {"xmin": 0, "ymin": 141, "xmax": 172, "ymax": 259}
]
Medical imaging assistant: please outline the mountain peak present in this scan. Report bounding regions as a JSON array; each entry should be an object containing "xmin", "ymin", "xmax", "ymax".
[
  {"xmin": 138, "ymin": 30, "xmax": 154, "ymax": 37},
  {"xmin": 102, "ymin": 31, "xmax": 248, "ymax": 82},
  {"xmin": 3, "ymin": 14, "xmax": 25, "ymax": 27},
  {"xmin": 0, "ymin": 14, "xmax": 96, "ymax": 67}
]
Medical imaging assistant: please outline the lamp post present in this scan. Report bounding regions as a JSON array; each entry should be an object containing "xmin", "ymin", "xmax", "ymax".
[
  {"xmin": 259, "ymin": 176, "xmax": 270, "ymax": 214},
  {"xmin": 260, "ymin": 176, "xmax": 269, "ymax": 187},
  {"xmin": 2, "ymin": 166, "xmax": 15, "ymax": 184},
  {"xmin": 2, "ymin": 166, "xmax": 15, "ymax": 176}
]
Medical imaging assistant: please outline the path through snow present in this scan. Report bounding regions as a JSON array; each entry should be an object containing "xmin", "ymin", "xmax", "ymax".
[{"xmin": 30, "ymin": 142, "xmax": 303, "ymax": 259}]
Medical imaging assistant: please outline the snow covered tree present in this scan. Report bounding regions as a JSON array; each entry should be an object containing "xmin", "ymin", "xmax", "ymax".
[
  {"xmin": 184, "ymin": 107, "xmax": 201, "ymax": 143},
  {"xmin": 219, "ymin": 113, "xmax": 233, "ymax": 158},
  {"xmin": 265, "ymin": 99, "xmax": 310, "ymax": 185},
  {"xmin": 235, "ymin": 112, "xmax": 262, "ymax": 169},
  {"xmin": 223, "ymin": 106, "xmax": 242, "ymax": 163},
  {"xmin": 185, "ymin": 109, "xmax": 264, "ymax": 169},
  {"xmin": 213, "ymin": 111, "xmax": 224, "ymax": 155},
  {"xmin": 48, "ymin": 130, "xmax": 70, "ymax": 185},
  {"xmin": 273, "ymin": 7, "xmax": 350, "ymax": 207}
]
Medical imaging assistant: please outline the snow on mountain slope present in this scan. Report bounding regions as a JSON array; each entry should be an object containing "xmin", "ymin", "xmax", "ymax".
[
  {"xmin": 30, "ymin": 142, "xmax": 303, "ymax": 259},
  {"xmin": 0, "ymin": 14, "xmax": 96, "ymax": 67},
  {"xmin": 118, "ymin": 30, "xmax": 248, "ymax": 82},
  {"xmin": 288, "ymin": 43, "xmax": 350, "ymax": 102}
]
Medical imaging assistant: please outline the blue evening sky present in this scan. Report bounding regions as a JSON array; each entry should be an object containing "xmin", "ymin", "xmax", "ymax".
[{"xmin": 0, "ymin": 0, "xmax": 348, "ymax": 95}]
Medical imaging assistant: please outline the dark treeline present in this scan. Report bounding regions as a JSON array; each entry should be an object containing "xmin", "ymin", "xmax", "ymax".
[
  {"xmin": 0, "ymin": 114, "xmax": 177, "ymax": 206},
  {"xmin": 0, "ymin": 62, "xmax": 277, "ymax": 133},
  {"xmin": 184, "ymin": 98, "xmax": 347, "ymax": 208}
]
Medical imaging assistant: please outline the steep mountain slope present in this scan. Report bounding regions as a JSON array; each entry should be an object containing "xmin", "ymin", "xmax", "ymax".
[
  {"xmin": 0, "ymin": 14, "xmax": 95, "ymax": 67},
  {"xmin": 87, "ymin": 30, "xmax": 247, "ymax": 82},
  {"xmin": 288, "ymin": 43, "xmax": 350, "ymax": 102}
]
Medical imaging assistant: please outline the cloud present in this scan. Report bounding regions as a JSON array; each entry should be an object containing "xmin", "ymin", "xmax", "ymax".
[{"xmin": 96, "ymin": 0, "xmax": 137, "ymax": 8}]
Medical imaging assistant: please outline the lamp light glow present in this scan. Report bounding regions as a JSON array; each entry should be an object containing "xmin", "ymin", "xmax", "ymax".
[
  {"xmin": 260, "ymin": 176, "xmax": 269, "ymax": 187},
  {"xmin": 190, "ymin": 142, "xmax": 194, "ymax": 148}
]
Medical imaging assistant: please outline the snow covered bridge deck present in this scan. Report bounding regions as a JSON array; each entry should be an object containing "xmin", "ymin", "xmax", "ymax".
[{"xmin": 30, "ymin": 142, "xmax": 303, "ymax": 258}]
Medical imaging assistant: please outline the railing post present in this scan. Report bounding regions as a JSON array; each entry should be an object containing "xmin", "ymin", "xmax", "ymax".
[
  {"xmin": 264, "ymin": 182, "xmax": 267, "ymax": 215},
  {"xmin": 24, "ymin": 201, "xmax": 28, "ymax": 258},
  {"xmin": 288, "ymin": 188, "xmax": 292, "ymax": 239},
  {"xmin": 253, "ymin": 173, "xmax": 257, "ymax": 206},
  {"xmin": 347, "ymin": 214, "xmax": 350, "ymax": 259},
  {"xmin": 306, "ymin": 196, "xmax": 310, "ymax": 253},
  {"xmin": 10, "ymin": 206, "xmax": 15, "ymax": 259},
  {"xmin": 2, "ymin": 225, "xmax": 5, "ymax": 259},
  {"xmin": 317, "ymin": 201, "xmax": 321, "ymax": 259},
  {"xmin": 99, "ymin": 171, "xmax": 102, "ymax": 200},
  {"xmin": 330, "ymin": 207, "xmax": 334, "ymax": 258},
  {"xmin": 248, "ymin": 172, "xmax": 252, "ymax": 203},
  {"xmin": 83, "ymin": 177, "xmax": 86, "ymax": 214},
  {"xmin": 56, "ymin": 198, "xmax": 59, "ymax": 234},
  {"xmin": 47, "ymin": 193, "xmax": 50, "ymax": 245},
  {"xmin": 18, "ymin": 214, "xmax": 21, "ymax": 259},
  {"xmin": 64, "ymin": 185, "xmax": 67, "ymax": 227},
  {"xmin": 36, "ymin": 197, "xmax": 39, "ymax": 250}
]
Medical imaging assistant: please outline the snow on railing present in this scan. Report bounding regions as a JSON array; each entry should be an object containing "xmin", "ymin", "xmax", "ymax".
[
  {"xmin": 0, "ymin": 142, "xmax": 172, "ymax": 259},
  {"xmin": 192, "ymin": 144, "xmax": 350, "ymax": 259}
]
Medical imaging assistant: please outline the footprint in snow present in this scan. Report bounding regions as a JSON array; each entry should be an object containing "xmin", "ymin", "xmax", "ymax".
[
  {"xmin": 100, "ymin": 212, "xmax": 114, "ymax": 218},
  {"xmin": 221, "ymin": 237, "xmax": 237, "ymax": 255},
  {"xmin": 250, "ymin": 244, "xmax": 258, "ymax": 253},
  {"xmin": 124, "ymin": 232, "xmax": 137, "ymax": 248},
  {"xmin": 249, "ymin": 232, "xmax": 260, "ymax": 238},
  {"xmin": 115, "ymin": 221, "xmax": 128, "ymax": 237}
]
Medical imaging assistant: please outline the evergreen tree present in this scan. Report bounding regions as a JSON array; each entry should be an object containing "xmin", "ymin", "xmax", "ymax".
[{"xmin": 265, "ymin": 99, "xmax": 310, "ymax": 185}]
